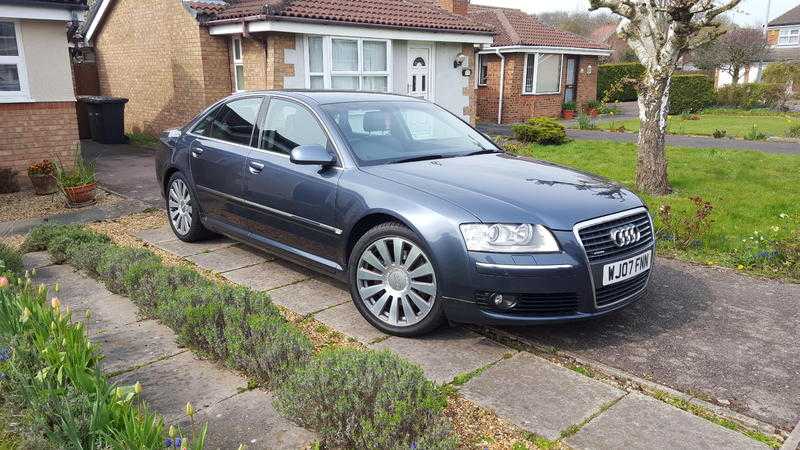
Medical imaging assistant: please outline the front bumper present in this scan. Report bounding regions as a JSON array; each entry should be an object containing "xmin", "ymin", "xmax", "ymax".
[{"xmin": 441, "ymin": 220, "xmax": 654, "ymax": 326}]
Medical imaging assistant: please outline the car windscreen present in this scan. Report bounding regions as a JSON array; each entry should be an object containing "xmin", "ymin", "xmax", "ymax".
[{"xmin": 320, "ymin": 101, "xmax": 500, "ymax": 166}]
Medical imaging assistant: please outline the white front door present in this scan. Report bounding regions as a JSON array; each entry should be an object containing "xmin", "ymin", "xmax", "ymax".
[{"xmin": 408, "ymin": 45, "xmax": 432, "ymax": 100}]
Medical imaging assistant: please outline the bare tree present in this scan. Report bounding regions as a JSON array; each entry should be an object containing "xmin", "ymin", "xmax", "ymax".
[
  {"xmin": 589, "ymin": 0, "xmax": 741, "ymax": 195},
  {"xmin": 693, "ymin": 28, "xmax": 769, "ymax": 85},
  {"xmin": 538, "ymin": 11, "xmax": 618, "ymax": 38}
]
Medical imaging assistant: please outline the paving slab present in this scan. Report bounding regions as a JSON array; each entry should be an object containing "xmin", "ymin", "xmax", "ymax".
[
  {"xmin": 92, "ymin": 320, "xmax": 185, "ymax": 375},
  {"xmin": 268, "ymin": 277, "xmax": 351, "ymax": 315},
  {"xmin": 22, "ymin": 251, "xmax": 52, "ymax": 270},
  {"xmin": 186, "ymin": 244, "xmax": 272, "ymax": 273},
  {"xmin": 173, "ymin": 389, "xmax": 316, "ymax": 449},
  {"xmin": 313, "ymin": 301, "xmax": 387, "ymax": 344},
  {"xmin": 223, "ymin": 260, "xmax": 313, "ymax": 292},
  {"xmin": 134, "ymin": 226, "xmax": 178, "ymax": 245},
  {"xmin": 461, "ymin": 352, "xmax": 625, "ymax": 440},
  {"xmin": 155, "ymin": 237, "xmax": 236, "ymax": 258},
  {"xmin": 112, "ymin": 352, "xmax": 246, "ymax": 423},
  {"xmin": 567, "ymin": 392, "xmax": 767, "ymax": 450},
  {"xmin": 371, "ymin": 327, "xmax": 512, "ymax": 384}
]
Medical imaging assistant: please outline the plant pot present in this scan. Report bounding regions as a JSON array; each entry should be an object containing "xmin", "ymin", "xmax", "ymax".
[
  {"xmin": 28, "ymin": 173, "xmax": 58, "ymax": 195},
  {"xmin": 63, "ymin": 182, "xmax": 97, "ymax": 208},
  {"xmin": 588, "ymin": 109, "xmax": 599, "ymax": 118},
  {"xmin": 562, "ymin": 110, "xmax": 576, "ymax": 120}
]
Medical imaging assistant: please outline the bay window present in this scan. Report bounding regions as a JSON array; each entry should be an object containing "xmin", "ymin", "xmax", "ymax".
[
  {"xmin": 778, "ymin": 28, "xmax": 799, "ymax": 46},
  {"xmin": 0, "ymin": 21, "xmax": 28, "ymax": 101},
  {"xmin": 523, "ymin": 53, "xmax": 563, "ymax": 95},
  {"xmin": 306, "ymin": 36, "xmax": 391, "ymax": 92}
]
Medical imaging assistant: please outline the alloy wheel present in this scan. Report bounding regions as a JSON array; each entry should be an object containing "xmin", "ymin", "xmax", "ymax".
[
  {"xmin": 168, "ymin": 179, "xmax": 193, "ymax": 236},
  {"xmin": 356, "ymin": 236, "xmax": 437, "ymax": 327}
]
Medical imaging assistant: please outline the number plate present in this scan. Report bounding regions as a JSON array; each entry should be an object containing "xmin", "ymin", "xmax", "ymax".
[{"xmin": 602, "ymin": 251, "xmax": 652, "ymax": 286}]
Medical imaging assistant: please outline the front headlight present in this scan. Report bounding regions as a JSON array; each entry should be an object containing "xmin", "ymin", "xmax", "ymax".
[{"xmin": 459, "ymin": 223, "xmax": 559, "ymax": 253}]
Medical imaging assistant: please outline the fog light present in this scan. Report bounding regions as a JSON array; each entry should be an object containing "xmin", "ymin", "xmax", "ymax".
[{"xmin": 491, "ymin": 293, "xmax": 517, "ymax": 309}]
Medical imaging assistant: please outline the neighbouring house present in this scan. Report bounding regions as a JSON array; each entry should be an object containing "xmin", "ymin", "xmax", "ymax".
[
  {"xmin": 0, "ymin": 0, "xmax": 84, "ymax": 180},
  {"xmin": 81, "ymin": 0, "xmax": 497, "ymax": 135},
  {"xmin": 589, "ymin": 22, "xmax": 634, "ymax": 63},
  {"xmin": 715, "ymin": 4, "xmax": 800, "ymax": 87},
  {"xmin": 467, "ymin": 5, "xmax": 611, "ymax": 124}
]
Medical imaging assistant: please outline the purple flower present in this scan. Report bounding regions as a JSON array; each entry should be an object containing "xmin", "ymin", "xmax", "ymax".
[
  {"xmin": 0, "ymin": 347, "xmax": 10, "ymax": 362},
  {"xmin": 410, "ymin": 444, "xmax": 417, "ymax": 450},
  {"xmin": 164, "ymin": 438, "xmax": 173, "ymax": 447},
  {"xmin": 174, "ymin": 437, "xmax": 182, "ymax": 447},
  {"xmin": 0, "ymin": 373, "xmax": 6, "ymax": 381}
]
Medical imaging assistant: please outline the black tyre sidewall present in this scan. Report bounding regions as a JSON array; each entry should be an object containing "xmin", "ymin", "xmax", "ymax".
[
  {"xmin": 348, "ymin": 222, "xmax": 445, "ymax": 337},
  {"xmin": 166, "ymin": 172, "xmax": 211, "ymax": 243}
]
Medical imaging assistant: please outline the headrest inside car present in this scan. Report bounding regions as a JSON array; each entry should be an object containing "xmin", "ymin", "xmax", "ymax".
[{"xmin": 363, "ymin": 111, "xmax": 390, "ymax": 133}]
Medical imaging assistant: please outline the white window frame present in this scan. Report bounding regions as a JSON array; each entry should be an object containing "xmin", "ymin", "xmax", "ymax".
[
  {"xmin": 477, "ymin": 53, "xmax": 488, "ymax": 86},
  {"xmin": 778, "ymin": 28, "xmax": 800, "ymax": 46},
  {"xmin": 231, "ymin": 36, "xmax": 244, "ymax": 92},
  {"xmin": 304, "ymin": 35, "xmax": 392, "ymax": 92},
  {"xmin": 0, "ymin": 20, "xmax": 30, "ymax": 103},
  {"xmin": 522, "ymin": 53, "xmax": 563, "ymax": 96}
]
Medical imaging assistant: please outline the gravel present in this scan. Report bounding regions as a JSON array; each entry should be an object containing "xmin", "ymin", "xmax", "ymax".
[{"xmin": 0, "ymin": 188, "xmax": 121, "ymax": 222}]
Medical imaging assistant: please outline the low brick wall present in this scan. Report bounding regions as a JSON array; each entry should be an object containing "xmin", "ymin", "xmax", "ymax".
[{"xmin": 0, "ymin": 101, "xmax": 79, "ymax": 184}]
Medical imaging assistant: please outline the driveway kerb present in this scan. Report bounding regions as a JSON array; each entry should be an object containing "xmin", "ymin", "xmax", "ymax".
[{"xmin": 780, "ymin": 419, "xmax": 800, "ymax": 450}]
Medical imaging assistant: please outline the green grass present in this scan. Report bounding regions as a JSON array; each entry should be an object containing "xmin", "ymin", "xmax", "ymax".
[
  {"xmin": 125, "ymin": 132, "xmax": 160, "ymax": 149},
  {"xmin": 512, "ymin": 140, "xmax": 800, "ymax": 278},
  {"xmin": 615, "ymin": 113, "xmax": 800, "ymax": 139}
]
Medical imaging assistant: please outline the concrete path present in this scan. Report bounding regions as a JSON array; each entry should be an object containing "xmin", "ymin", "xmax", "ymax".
[
  {"xmin": 478, "ymin": 124, "xmax": 800, "ymax": 155},
  {"xmin": 134, "ymin": 226, "xmax": 775, "ymax": 449},
  {"xmin": 0, "ymin": 197, "xmax": 149, "ymax": 236},
  {"xmin": 25, "ymin": 252, "xmax": 316, "ymax": 449}
]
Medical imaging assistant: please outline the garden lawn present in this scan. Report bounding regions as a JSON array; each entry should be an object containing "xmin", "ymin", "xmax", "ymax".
[
  {"xmin": 615, "ymin": 113, "xmax": 800, "ymax": 139},
  {"xmin": 513, "ymin": 140, "xmax": 800, "ymax": 274}
]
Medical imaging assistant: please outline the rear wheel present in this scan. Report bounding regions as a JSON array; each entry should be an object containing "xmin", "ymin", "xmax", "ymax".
[
  {"xmin": 348, "ymin": 222, "xmax": 444, "ymax": 336},
  {"xmin": 166, "ymin": 172, "xmax": 213, "ymax": 242}
]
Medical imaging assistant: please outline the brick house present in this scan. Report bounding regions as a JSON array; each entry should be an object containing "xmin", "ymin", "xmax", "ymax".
[
  {"xmin": 82, "ymin": 0, "xmax": 498, "ymax": 136},
  {"xmin": 467, "ymin": 5, "xmax": 611, "ymax": 124},
  {"xmin": 0, "ymin": 0, "xmax": 84, "ymax": 180}
]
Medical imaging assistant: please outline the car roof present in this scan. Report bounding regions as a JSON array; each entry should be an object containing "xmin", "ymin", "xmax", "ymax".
[{"xmin": 232, "ymin": 90, "xmax": 423, "ymax": 105}]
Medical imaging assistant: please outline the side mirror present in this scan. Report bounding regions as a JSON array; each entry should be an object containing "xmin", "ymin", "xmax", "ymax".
[{"xmin": 290, "ymin": 144, "xmax": 336, "ymax": 166}]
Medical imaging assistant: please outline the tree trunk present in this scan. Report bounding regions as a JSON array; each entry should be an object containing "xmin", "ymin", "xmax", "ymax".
[
  {"xmin": 731, "ymin": 66, "xmax": 740, "ymax": 85},
  {"xmin": 636, "ymin": 75, "xmax": 672, "ymax": 195}
]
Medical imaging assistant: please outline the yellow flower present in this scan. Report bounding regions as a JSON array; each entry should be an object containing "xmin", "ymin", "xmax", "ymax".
[
  {"xmin": 168, "ymin": 425, "xmax": 177, "ymax": 438},
  {"xmin": 134, "ymin": 382, "xmax": 142, "ymax": 395},
  {"xmin": 737, "ymin": 264, "xmax": 744, "ymax": 270},
  {"xmin": 54, "ymin": 283, "xmax": 60, "ymax": 293},
  {"xmin": 20, "ymin": 308, "xmax": 30, "ymax": 323},
  {"xmin": 115, "ymin": 387, "xmax": 123, "ymax": 399},
  {"xmin": 51, "ymin": 297, "xmax": 61, "ymax": 311},
  {"xmin": 185, "ymin": 401, "xmax": 195, "ymax": 417}
]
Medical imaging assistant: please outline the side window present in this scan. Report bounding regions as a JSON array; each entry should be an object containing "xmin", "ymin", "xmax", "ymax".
[
  {"xmin": 258, "ymin": 98, "xmax": 329, "ymax": 155},
  {"xmin": 191, "ymin": 105, "xmax": 220, "ymax": 137},
  {"xmin": 207, "ymin": 97, "xmax": 262, "ymax": 146}
]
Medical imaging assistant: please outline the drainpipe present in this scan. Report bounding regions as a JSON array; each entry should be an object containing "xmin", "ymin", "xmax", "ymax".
[{"xmin": 495, "ymin": 49, "xmax": 505, "ymax": 125}]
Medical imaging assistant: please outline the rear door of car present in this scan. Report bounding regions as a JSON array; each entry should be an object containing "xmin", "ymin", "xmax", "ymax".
[
  {"xmin": 188, "ymin": 96, "xmax": 264, "ymax": 225},
  {"xmin": 241, "ymin": 96, "xmax": 344, "ymax": 270}
]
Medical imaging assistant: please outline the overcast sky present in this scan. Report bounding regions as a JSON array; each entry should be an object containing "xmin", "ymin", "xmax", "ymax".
[{"xmin": 471, "ymin": 0, "xmax": 797, "ymax": 27}]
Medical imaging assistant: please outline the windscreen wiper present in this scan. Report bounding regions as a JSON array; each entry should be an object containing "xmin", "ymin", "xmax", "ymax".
[
  {"xmin": 389, "ymin": 154, "xmax": 447, "ymax": 164},
  {"xmin": 463, "ymin": 149, "xmax": 502, "ymax": 157}
]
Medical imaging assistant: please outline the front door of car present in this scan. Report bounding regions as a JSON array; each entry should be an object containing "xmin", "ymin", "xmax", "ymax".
[
  {"xmin": 189, "ymin": 96, "xmax": 263, "ymax": 226},
  {"xmin": 242, "ymin": 97, "xmax": 343, "ymax": 268}
]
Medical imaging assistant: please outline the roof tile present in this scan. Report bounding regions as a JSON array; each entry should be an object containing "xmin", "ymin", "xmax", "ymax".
[{"xmin": 769, "ymin": 5, "xmax": 800, "ymax": 27}]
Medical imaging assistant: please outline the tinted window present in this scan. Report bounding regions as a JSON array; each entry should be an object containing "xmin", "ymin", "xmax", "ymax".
[
  {"xmin": 193, "ymin": 97, "xmax": 262, "ymax": 145},
  {"xmin": 258, "ymin": 98, "xmax": 328, "ymax": 155}
]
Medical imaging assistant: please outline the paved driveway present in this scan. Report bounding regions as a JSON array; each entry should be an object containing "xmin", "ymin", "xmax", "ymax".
[{"xmin": 82, "ymin": 140, "xmax": 162, "ymax": 208}]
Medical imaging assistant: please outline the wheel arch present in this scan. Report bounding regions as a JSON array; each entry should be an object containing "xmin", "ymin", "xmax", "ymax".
[{"xmin": 344, "ymin": 210, "xmax": 417, "ymax": 266}]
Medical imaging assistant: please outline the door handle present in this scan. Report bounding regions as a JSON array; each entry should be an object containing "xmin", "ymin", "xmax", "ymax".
[
  {"xmin": 191, "ymin": 147, "xmax": 204, "ymax": 158},
  {"xmin": 248, "ymin": 161, "xmax": 265, "ymax": 174}
]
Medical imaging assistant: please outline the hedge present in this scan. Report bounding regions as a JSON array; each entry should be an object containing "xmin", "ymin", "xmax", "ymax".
[
  {"xmin": 669, "ymin": 74, "xmax": 715, "ymax": 114},
  {"xmin": 598, "ymin": 63, "xmax": 645, "ymax": 102},
  {"xmin": 511, "ymin": 117, "xmax": 568, "ymax": 145},
  {"xmin": 22, "ymin": 224, "xmax": 456, "ymax": 449}
]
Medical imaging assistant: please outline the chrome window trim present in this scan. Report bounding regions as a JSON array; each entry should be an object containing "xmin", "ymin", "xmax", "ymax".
[
  {"xmin": 475, "ymin": 262, "xmax": 573, "ymax": 271},
  {"xmin": 572, "ymin": 206, "xmax": 654, "ymax": 310},
  {"xmin": 196, "ymin": 185, "xmax": 343, "ymax": 235}
]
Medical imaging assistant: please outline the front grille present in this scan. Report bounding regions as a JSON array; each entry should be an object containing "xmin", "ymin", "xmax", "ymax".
[
  {"xmin": 578, "ymin": 212, "xmax": 653, "ymax": 262},
  {"xmin": 595, "ymin": 272, "xmax": 649, "ymax": 307},
  {"xmin": 476, "ymin": 291, "xmax": 579, "ymax": 316}
]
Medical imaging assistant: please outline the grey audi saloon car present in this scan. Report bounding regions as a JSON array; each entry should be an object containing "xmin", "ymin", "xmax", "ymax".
[{"xmin": 156, "ymin": 91, "xmax": 654, "ymax": 336}]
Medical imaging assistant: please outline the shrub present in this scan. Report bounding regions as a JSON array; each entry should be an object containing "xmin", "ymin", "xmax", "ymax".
[
  {"xmin": 744, "ymin": 125, "xmax": 768, "ymax": 141},
  {"xmin": 584, "ymin": 99, "xmax": 603, "ymax": 111},
  {"xmin": 715, "ymin": 83, "xmax": 768, "ymax": 109},
  {"xmin": 0, "ymin": 243, "xmax": 23, "ymax": 275},
  {"xmin": 275, "ymin": 347, "xmax": 456, "ymax": 450},
  {"xmin": 712, "ymin": 129, "xmax": 727, "ymax": 139},
  {"xmin": 669, "ymin": 74, "xmax": 714, "ymax": 114},
  {"xmin": 762, "ymin": 82, "xmax": 794, "ymax": 111},
  {"xmin": 562, "ymin": 101, "xmax": 577, "ymax": 111},
  {"xmin": 598, "ymin": 63, "xmax": 645, "ymax": 102},
  {"xmin": 0, "ymin": 167, "xmax": 20, "ymax": 194},
  {"xmin": 762, "ymin": 62, "xmax": 800, "ymax": 90},
  {"xmin": 787, "ymin": 123, "xmax": 800, "ymax": 138},
  {"xmin": 657, "ymin": 197, "xmax": 714, "ymax": 250},
  {"xmin": 511, "ymin": 118, "xmax": 568, "ymax": 145}
]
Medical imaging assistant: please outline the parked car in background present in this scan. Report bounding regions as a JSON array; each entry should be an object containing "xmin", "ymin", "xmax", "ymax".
[{"xmin": 156, "ymin": 91, "xmax": 655, "ymax": 336}]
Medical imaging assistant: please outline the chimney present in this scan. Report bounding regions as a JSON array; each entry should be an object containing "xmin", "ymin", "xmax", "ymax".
[{"xmin": 438, "ymin": 0, "xmax": 469, "ymax": 16}]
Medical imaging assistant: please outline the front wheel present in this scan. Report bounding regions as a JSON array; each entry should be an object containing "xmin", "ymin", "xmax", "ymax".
[
  {"xmin": 166, "ymin": 172, "xmax": 213, "ymax": 242},
  {"xmin": 348, "ymin": 222, "xmax": 445, "ymax": 336}
]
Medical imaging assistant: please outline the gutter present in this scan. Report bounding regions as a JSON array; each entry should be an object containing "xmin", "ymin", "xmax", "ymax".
[{"xmin": 495, "ymin": 48, "xmax": 505, "ymax": 125}]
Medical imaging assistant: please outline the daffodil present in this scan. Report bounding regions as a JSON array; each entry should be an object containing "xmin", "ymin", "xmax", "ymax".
[
  {"xmin": 51, "ymin": 297, "xmax": 61, "ymax": 311},
  {"xmin": 134, "ymin": 382, "xmax": 142, "ymax": 395},
  {"xmin": 185, "ymin": 401, "xmax": 195, "ymax": 417}
]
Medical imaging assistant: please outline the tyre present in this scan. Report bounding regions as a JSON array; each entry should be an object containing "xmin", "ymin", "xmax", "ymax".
[
  {"xmin": 165, "ymin": 172, "xmax": 213, "ymax": 242},
  {"xmin": 348, "ymin": 222, "xmax": 445, "ymax": 336}
]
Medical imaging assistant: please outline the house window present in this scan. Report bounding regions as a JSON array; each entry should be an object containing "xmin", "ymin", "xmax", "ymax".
[
  {"xmin": 477, "ymin": 54, "xmax": 488, "ymax": 86},
  {"xmin": 523, "ymin": 53, "xmax": 563, "ymax": 95},
  {"xmin": 231, "ymin": 37, "xmax": 245, "ymax": 92},
  {"xmin": 778, "ymin": 28, "xmax": 800, "ymax": 46},
  {"xmin": 0, "ymin": 21, "xmax": 28, "ymax": 101},
  {"xmin": 306, "ymin": 36, "xmax": 391, "ymax": 92}
]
